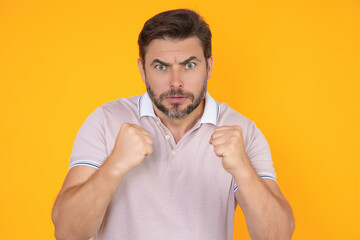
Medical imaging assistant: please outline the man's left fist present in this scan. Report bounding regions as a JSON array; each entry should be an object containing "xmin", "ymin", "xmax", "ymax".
[{"xmin": 209, "ymin": 125, "xmax": 249, "ymax": 175}]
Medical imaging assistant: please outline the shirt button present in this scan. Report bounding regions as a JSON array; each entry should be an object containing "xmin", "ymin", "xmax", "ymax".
[
  {"xmin": 171, "ymin": 150, "xmax": 176, "ymax": 156},
  {"xmin": 165, "ymin": 135, "xmax": 170, "ymax": 140}
]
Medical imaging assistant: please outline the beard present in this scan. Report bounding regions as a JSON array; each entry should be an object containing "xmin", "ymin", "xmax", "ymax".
[{"xmin": 145, "ymin": 77, "xmax": 208, "ymax": 119}]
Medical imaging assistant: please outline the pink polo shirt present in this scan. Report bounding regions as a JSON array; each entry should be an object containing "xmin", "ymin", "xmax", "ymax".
[{"xmin": 69, "ymin": 92, "xmax": 277, "ymax": 240}]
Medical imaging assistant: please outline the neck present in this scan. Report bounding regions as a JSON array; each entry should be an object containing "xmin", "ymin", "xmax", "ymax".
[{"xmin": 153, "ymin": 99, "xmax": 205, "ymax": 143}]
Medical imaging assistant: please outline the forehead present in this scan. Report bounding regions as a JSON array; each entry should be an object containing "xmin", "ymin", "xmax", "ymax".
[{"xmin": 144, "ymin": 37, "xmax": 204, "ymax": 63}]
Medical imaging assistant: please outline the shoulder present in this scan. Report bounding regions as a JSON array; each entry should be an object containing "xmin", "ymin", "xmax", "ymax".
[
  {"xmin": 218, "ymin": 102, "xmax": 265, "ymax": 146},
  {"xmin": 218, "ymin": 102, "xmax": 272, "ymax": 160},
  {"xmin": 99, "ymin": 95, "xmax": 141, "ymax": 119},
  {"xmin": 218, "ymin": 102, "xmax": 253, "ymax": 129}
]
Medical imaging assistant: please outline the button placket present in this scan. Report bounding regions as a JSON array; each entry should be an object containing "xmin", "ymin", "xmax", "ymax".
[
  {"xmin": 154, "ymin": 117, "xmax": 202, "ymax": 160},
  {"xmin": 155, "ymin": 117, "xmax": 174, "ymax": 152}
]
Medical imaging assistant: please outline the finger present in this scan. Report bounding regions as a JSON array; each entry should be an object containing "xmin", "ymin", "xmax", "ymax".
[
  {"xmin": 131, "ymin": 124, "xmax": 150, "ymax": 135},
  {"xmin": 210, "ymin": 136, "xmax": 228, "ymax": 146},
  {"xmin": 129, "ymin": 123, "xmax": 142, "ymax": 128},
  {"xmin": 144, "ymin": 145, "xmax": 153, "ymax": 156},
  {"xmin": 133, "ymin": 125, "xmax": 150, "ymax": 135},
  {"xmin": 213, "ymin": 144, "xmax": 225, "ymax": 158},
  {"xmin": 213, "ymin": 143, "xmax": 231, "ymax": 158},
  {"xmin": 143, "ymin": 135, "xmax": 153, "ymax": 145},
  {"xmin": 210, "ymin": 130, "xmax": 227, "ymax": 144},
  {"xmin": 211, "ymin": 130, "xmax": 228, "ymax": 141},
  {"xmin": 140, "ymin": 129, "xmax": 151, "ymax": 137}
]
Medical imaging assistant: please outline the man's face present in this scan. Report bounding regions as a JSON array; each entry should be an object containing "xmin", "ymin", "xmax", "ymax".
[{"xmin": 138, "ymin": 37, "xmax": 213, "ymax": 119}]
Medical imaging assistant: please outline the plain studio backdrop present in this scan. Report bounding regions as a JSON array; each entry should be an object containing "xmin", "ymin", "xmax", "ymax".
[{"xmin": 0, "ymin": 0, "xmax": 359, "ymax": 239}]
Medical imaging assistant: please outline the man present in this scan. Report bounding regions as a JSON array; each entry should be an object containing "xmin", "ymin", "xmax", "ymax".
[{"xmin": 52, "ymin": 9, "xmax": 295, "ymax": 240}]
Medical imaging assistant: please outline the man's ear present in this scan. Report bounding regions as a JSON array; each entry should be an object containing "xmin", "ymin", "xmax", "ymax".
[
  {"xmin": 137, "ymin": 58, "xmax": 146, "ymax": 83},
  {"xmin": 207, "ymin": 55, "xmax": 214, "ymax": 80}
]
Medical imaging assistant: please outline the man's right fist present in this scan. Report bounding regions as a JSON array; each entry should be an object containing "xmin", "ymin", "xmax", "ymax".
[{"xmin": 109, "ymin": 122, "xmax": 153, "ymax": 174}]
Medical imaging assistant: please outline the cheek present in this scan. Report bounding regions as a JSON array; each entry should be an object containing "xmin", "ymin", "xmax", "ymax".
[
  {"xmin": 183, "ymin": 71, "xmax": 206, "ymax": 88},
  {"xmin": 146, "ymin": 74, "xmax": 169, "ymax": 93}
]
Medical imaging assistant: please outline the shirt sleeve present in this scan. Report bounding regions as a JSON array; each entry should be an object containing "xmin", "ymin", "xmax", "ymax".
[
  {"xmin": 245, "ymin": 121, "xmax": 277, "ymax": 182},
  {"xmin": 233, "ymin": 121, "xmax": 277, "ymax": 193},
  {"xmin": 68, "ymin": 106, "xmax": 108, "ymax": 170}
]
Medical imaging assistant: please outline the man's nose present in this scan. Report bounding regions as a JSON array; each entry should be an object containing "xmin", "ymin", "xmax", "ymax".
[{"xmin": 169, "ymin": 68, "xmax": 183, "ymax": 88}]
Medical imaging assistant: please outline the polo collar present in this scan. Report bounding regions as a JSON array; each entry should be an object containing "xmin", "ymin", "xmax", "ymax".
[{"xmin": 137, "ymin": 92, "xmax": 220, "ymax": 126}]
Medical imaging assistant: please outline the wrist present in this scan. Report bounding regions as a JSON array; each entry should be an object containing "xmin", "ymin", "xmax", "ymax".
[
  {"xmin": 104, "ymin": 153, "xmax": 131, "ymax": 176},
  {"xmin": 230, "ymin": 159, "xmax": 256, "ymax": 180}
]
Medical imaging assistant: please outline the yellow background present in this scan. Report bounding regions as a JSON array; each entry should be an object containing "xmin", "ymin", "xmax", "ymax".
[{"xmin": 1, "ymin": 0, "xmax": 359, "ymax": 239}]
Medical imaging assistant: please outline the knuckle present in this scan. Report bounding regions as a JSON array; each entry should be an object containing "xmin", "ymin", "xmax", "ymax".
[
  {"xmin": 137, "ymin": 136, "xmax": 145, "ymax": 145},
  {"xmin": 234, "ymin": 129, "xmax": 242, "ymax": 137},
  {"xmin": 235, "ymin": 125, "xmax": 242, "ymax": 132},
  {"xmin": 128, "ymin": 126, "xmax": 137, "ymax": 134}
]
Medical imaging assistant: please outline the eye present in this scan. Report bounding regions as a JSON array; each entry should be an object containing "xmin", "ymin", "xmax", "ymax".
[
  {"xmin": 185, "ymin": 62, "xmax": 196, "ymax": 69},
  {"xmin": 155, "ymin": 65, "xmax": 166, "ymax": 70}
]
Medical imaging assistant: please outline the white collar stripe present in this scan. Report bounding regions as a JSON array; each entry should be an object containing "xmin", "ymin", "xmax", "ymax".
[
  {"xmin": 216, "ymin": 102, "xmax": 220, "ymax": 127},
  {"xmin": 137, "ymin": 95, "xmax": 142, "ymax": 119}
]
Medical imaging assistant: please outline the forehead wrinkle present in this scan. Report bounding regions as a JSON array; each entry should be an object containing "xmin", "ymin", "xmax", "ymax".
[{"xmin": 145, "ymin": 37, "xmax": 204, "ymax": 65}]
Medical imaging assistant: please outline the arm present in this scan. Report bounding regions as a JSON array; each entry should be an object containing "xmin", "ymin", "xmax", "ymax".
[
  {"xmin": 52, "ymin": 123, "xmax": 153, "ymax": 240},
  {"xmin": 52, "ymin": 156, "xmax": 127, "ymax": 240},
  {"xmin": 233, "ymin": 158, "xmax": 295, "ymax": 240},
  {"xmin": 210, "ymin": 125, "xmax": 294, "ymax": 240}
]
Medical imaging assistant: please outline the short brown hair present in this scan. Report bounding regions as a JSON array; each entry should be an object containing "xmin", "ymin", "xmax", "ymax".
[{"xmin": 138, "ymin": 9, "xmax": 212, "ymax": 62}]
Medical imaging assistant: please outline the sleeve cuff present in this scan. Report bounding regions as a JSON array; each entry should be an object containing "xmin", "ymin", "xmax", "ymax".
[
  {"xmin": 233, "ymin": 174, "xmax": 277, "ymax": 192},
  {"xmin": 69, "ymin": 160, "xmax": 101, "ymax": 170},
  {"xmin": 259, "ymin": 174, "xmax": 277, "ymax": 184}
]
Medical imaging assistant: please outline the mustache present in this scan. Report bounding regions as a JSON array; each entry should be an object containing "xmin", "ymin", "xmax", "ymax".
[{"xmin": 159, "ymin": 89, "xmax": 195, "ymax": 101}]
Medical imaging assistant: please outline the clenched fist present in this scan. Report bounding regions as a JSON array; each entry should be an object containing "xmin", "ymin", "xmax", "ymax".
[
  {"xmin": 209, "ymin": 125, "xmax": 249, "ymax": 175},
  {"xmin": 109, "ymin": 122, "xmax": 153, "ymax": 174}
]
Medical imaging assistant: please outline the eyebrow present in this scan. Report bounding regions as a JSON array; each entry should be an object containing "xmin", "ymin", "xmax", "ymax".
[
  {"xmin": 150, "ymin": 56, "xmax": 201, "ymax": 67},
  {"xmin": 179, "ymin": 56, "xmax": 201, "ymax": 65},
  {"xmin": 150, "ymin": 59, "xmax": 170, "ymax": 67}
]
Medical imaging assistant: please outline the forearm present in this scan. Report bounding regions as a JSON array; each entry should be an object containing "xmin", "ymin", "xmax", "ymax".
[
  {"xmin": 233, "ymin": 161, "xmax": 294, "ymax": 240},
  {"xmin": 52, "ymin": 155, "xmax": 127, "ymax": 240}
]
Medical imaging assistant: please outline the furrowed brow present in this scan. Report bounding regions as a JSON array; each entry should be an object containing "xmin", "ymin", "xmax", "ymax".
[
  {"xmin": 179, "ymin": 56, "xmax": 201, "ymax": 65},
  {"xmin": 150, "ymin": 59, "xmax": 170, "ymax": 67}
]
